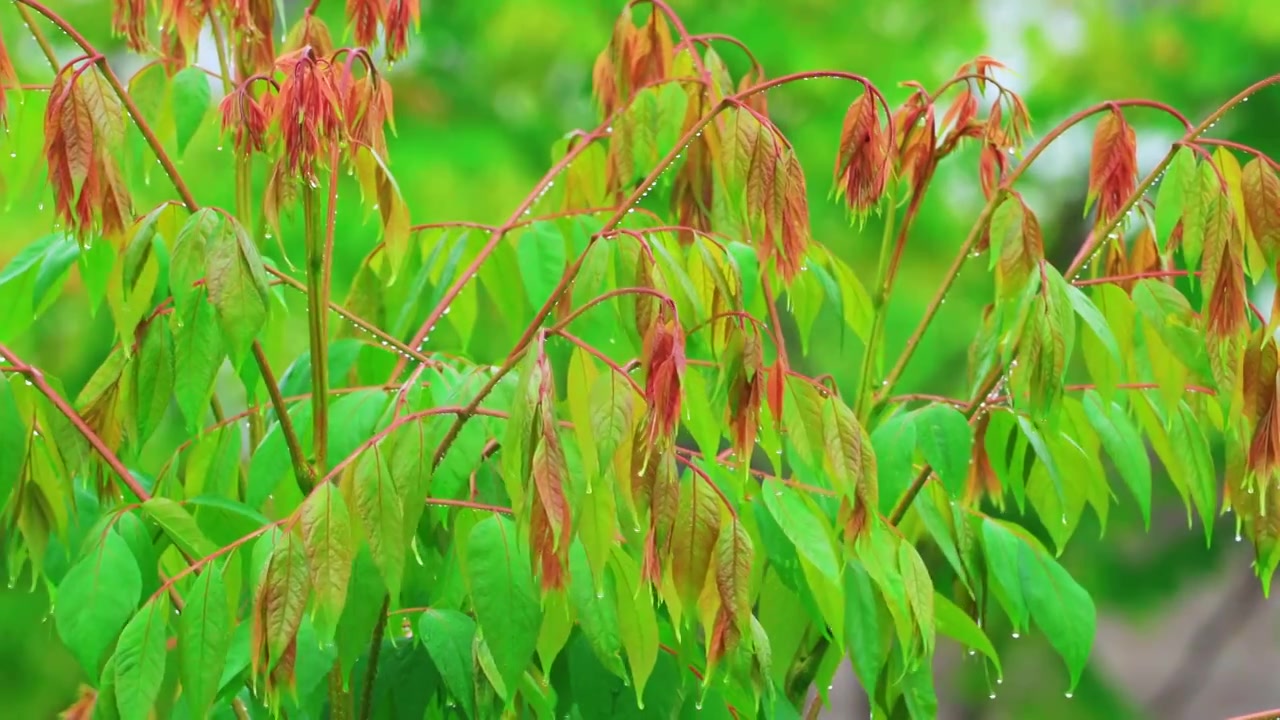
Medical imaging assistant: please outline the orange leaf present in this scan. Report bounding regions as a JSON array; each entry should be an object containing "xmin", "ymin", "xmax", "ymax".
[
  {"xmin": 1242, "ymin": 158, "xmax": 1280, "ymax": 262},
  {"xmin": 111, "ymin": 0, "xmax": 149, "ymax": 53},
  {"xmin": 1202, "ymin": 192, "xmax": 1248, "ymax": 339},
  {"xmin": 1086, "ymin": 107, "xmax": 1138, "ymax": 227}
]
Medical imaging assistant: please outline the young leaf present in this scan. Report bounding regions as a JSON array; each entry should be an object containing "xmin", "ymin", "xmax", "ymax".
[{"xmin": 114, "ymin": 595, "xmax": 170, "ymax": 720}]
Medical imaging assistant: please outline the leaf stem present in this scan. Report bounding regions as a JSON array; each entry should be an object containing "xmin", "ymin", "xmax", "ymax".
[
  {"xmin": 303, "ymin": 182, "xmax": 330, "ymax": 473},
  {"xmin": 882, "ymin": 78, "xmax": 1268, "ymax": 521},
  {"xmin": 875, "ymin": 97, "xmax": 1207, "ymax": 404},
  {"xmin": 358, "ymin": 595, "xmax": 391, "ymax": 720},
  {"xmin": 0, "ymin": 344, "xmax": 149, "ymax": 501},
  {"xmin": 854, "ymin": 180, "xmax": 898, "ymax": 420},
  {"xmin": 253, "ymin": 340, "xmax": 315, "ymax": 491}
]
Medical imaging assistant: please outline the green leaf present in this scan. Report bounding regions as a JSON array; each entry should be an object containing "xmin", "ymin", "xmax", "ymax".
[
  {"xmin": 203, "ymin": 214, "xmax": 271, "ymax": 367},
  {"xmin": 516, "ymin": 222, "xmax": 568, "ymax": 312},
  {"xmin": 912, "ymin": 403, "xmax": 972, "ymax": 499},
  {"xmin": 982, "ymin": 519, "xmax": 1095, "ymax": 690},
  {"xmin": 898, "ymin": 541, "xmax": 935, "ymax": 658},
  {"xmin": 610, "ymin": 546, "xmax": 658, "ymax": 704},
  {"xmin": 133, "ymin": 319, "xmax": 174, "ymax": 444},
  {"xmin": 933, "ymin": 592, "xmax": 1001, "ymax": 678},
  {"xmin": 843, "ymin": 560, "xmax": 890, "ymax": 700},
  {"xmin": 171, "ymin": 66, "xmax": 211, "ymax": 155},
  {"xmin": 171, "ymin": 289, "xmax": 224, "ymax": 433},
  {"xmin": 354, "ymin": 447, "xmax": 405, "ymax": 604},
  {"xmin": 178, "ymin": 566, "xmax": 232, "ymax": 718},
  {"xmin": 256, "ymin": 531, "xmax": 310, "ymax": 672},
  {"xmin": 761, "ymin": 479, "xmax": 840, "ymax": 584},
  {"xmin": 980, "ymin": 520, "xmax": 1028, "ymax": 632},
  {"xmin": 300, "ymin": 482, "xmax": 354, "ymax": 643},
  {"xmin": 1081, "ymin": 391, "xmax": 1151, "ymax": 529},
  {"xmin": 569, "ymin": 542, "xmax": 625, "ymax": 677},
  {"xmin": 465, "ymin": 515, "xmax": 541, "ymax": 700},
  {"xmin": 1155, "ymin": 146, "xmax": 1197, "ymax": 251},
  {"xmin": 142, "ymin": 497, "xmax": 220, "ymax": 559},
  {"xmin": 418, "ymin": 609, "xmax": 477, "ymax": 718},
  {"xmin": 54, "ymin": 531, "xmax": 142, "ymax": 676},
  {"xmin": 114, "ymin": 595, "xmax": 170, "ymax": 720}
]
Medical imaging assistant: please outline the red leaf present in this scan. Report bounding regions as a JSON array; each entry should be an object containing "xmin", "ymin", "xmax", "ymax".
[
  {"xmin": 726, "ymin": 332, "xmax": 765, "ymax": 458},
  {"xmin": 219, "ymin": 86, "xmax": 270, "ymax": 156},
  {"xmin": 345, "ymin": 0, "xmax": 385, "ymax": 48},
  {"xmin": 384, "ymin": 0, "xmax": 420, "ymax": 62},
  {"xmin": 0, "ymin": 33, "xmax": 18, "ymax": 128},
  {"xmin": 834, "ymin": 92, "xmax": 889, "ymax": 217},
  {"xmin": 1086, "ymin": 107, "xmax": 1138, "ymax": 227},
  {"xmin": 641, "ymin": 315, "xmax": 686, "ymax": 444}
]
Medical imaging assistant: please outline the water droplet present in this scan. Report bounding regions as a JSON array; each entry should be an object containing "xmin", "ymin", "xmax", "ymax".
[
  {"xmin": 968, "ymin": 649, "xmax": 976, "ymax": 657},
  {"xmin": 8, "ymin": 152, "xmax": 14, "ymax": 158},
  {"xmin": 989, "ymin": 693, "xmax": 997, "ymax": 700},
  {"xmin": 1011, "ymin": 632, "xmax": 1020, "ymax": 639},
  {"xmin": 1065, "ymin": 692, "xmax": 1073, "ymax": 699},
  {"xmin": 216, "ymin": 145, "xmax": 223, "ymax": 151},
  {"xmin": 596, "ymin": 590, "xmax": 604, "ymax": 599}
]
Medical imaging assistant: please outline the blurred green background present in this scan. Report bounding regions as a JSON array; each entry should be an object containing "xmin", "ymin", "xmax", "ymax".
[{"xmin": 3, "ymin": 0, "xmax": 1280, "ymax": 717}]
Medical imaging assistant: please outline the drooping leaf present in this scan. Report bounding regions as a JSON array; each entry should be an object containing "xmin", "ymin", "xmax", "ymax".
[
  {"xmin": 171, "ymin": 66, "xmax": 212, "ymax": 155},
  {"xmin": 113, "ymin": 595, "xmax": 170, "ymax": 720},
  {"xmin": 142, "ymin": 497, "xmax": 220, "ymax": 559},
  {"xmin": 354, "ymin": 446, "xmax": 406, "ymax": 603},
  {"xmin": 912, "ymin": 403, "xmax": 972, "ymax": 499},
  {"xmin": 299, "ymin": 481, "xmax": 354, "ymax": 642},
  {"xmin": 178, "ymin": 565, "xmax": 232, "ymax": 718},
  {"xmin": 464, "ymin": 515, "xmax": 541, "ymax": 700},
  {"xmin": 418, "ymin": 609, "xmax": 477, "ymax": 717},
  {"xmin": 54, "ymin": 531, "xmax": 142, "ymax": 677}
]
